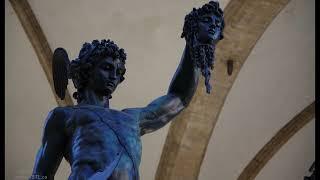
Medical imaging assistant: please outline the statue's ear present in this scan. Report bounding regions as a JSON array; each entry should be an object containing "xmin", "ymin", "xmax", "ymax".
[{"xmin": 52, "ymin": 48, "xmax": 70, "ymax": 100}]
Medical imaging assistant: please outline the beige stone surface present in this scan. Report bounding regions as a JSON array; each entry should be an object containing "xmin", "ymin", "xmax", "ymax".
[
  {"xmin": 199, "ymin": 0, "xmax": 315, "ymax": 179},
  {"xmin": 238, "ymin": 103, "xmax": 314, "ymax": 180},
  {"xmin": 9, "ymin": 0, "xmax": 73, "ymax": 107},
  {"xmin": 156, "ymin": 0, "xmax": 294, "ymax": 179}
]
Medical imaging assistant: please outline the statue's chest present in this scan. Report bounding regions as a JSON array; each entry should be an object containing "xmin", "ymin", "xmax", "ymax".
[
  {"xmin": 67, "ymin": 107, "xmax": 139, "ymax": 132},
  {"xmin": 97, "ymin": 109, "xmax": 142, "ymax": 166},
  {"xmin": 66, "ymin": 107, "xmax": 142, "ymax": 166}
]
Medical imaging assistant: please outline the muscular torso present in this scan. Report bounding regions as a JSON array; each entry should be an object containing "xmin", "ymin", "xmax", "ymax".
[{"xmin": 62, "ymin": 105, "xmax": 142, "ymax": 180}]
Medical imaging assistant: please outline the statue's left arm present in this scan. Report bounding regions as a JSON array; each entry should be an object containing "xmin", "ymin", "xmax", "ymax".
[
  {"xmin": 123, "ymin": 44, "xmax": 200, "ymax": 136},
  {"xmin": 30, "ymin": 107, "xmax": 67, "ymax": 180}
]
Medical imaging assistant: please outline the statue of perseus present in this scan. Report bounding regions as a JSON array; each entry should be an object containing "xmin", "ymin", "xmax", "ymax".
[{"xmin": 30, "ymin": 1, "xmax": 224, "ymax": 180}]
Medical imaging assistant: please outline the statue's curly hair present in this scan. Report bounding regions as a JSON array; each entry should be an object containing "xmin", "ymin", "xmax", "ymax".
[
  {"xmin": 68, "ymin": 39, "xmax": 126, "ymax": 101},
  {"xmin": 181, "ymin": 1, "xmax": 225, "ymax": 43}
]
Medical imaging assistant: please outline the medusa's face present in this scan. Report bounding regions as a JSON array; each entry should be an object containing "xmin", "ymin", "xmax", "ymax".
[
  {"xmin": 88, "ymin": 56, "xmax": 125, "ymax": 96},
  {"xmin": 197, "ymin": 13, "xmax": 223, "ymax": 44}
]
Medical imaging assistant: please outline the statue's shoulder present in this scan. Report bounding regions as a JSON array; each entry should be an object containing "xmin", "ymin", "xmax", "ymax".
[
  {"xmin": 121, "ymin": 108, "xmax": 140, "ymax": 120},
  {"xmin": 49, "ymin": 106, "xmax": 74, "ymax": 117},
  {"xmin": 59, "ymin": 105, "xmax": 108, "ymax": 120},
  {"xmin": 50, "ymin": 105, "xmax": 99, "ymax": 121},
  {"xmin": 43, "ymin": 106, "xmax": 73, "ymax": 134}
]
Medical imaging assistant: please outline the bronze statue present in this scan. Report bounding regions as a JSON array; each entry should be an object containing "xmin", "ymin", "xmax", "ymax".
[
  {"xmin": 304, "ymin": 161, "xmax": 315, "ymax": 180},
  {"xmin": 30, "ymin": 1, "xmax": 224, "ymax": 180}
]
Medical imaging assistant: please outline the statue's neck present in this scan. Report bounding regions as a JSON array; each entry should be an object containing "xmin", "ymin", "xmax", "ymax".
[{"xmin": 77, "ymin": 88, "xmax": 110, "ymax": 108}]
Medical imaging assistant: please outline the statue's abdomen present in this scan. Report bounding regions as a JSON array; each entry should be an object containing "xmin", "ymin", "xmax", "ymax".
[
  {"xmin": 66, "ymin": 110, "xmax": 122, "ymax": 179},
  {"xmin": 65, "ymin": 108, "xmax": 142, "ymax": 180}
]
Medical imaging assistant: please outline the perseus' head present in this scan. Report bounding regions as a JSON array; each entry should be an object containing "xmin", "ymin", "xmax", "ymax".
[
  {"xmin": 69, "ymin": 39, "xmax": 127, "ymax": 102},
  {"xmin": 181, "ymin": 1, "xmax": 225, "ymax": 45}
]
